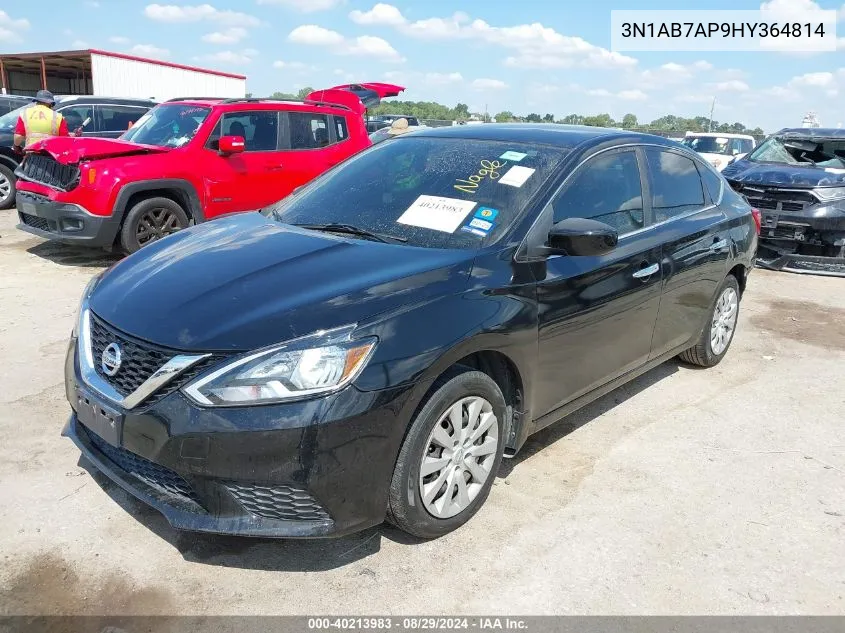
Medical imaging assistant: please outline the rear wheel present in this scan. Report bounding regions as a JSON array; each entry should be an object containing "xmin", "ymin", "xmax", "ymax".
[
  {"xmin": 120, "ymin": 197, "xmax": 189, "ymax": 254},
  {"xmin": 0, "ymin": 163, "xmax": 16, "ymax": 210},
  {"xmin": 679, "ymin": 274, "xmax": 741, "ymax": 367},
  {"xmin": 387, "ymin": 370, "xmax": 506, "ymax": 539}
]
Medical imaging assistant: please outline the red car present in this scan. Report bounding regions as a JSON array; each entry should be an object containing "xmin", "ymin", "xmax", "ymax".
[{"xmin": 15, "ymin": 83, "xmax": 404, "ymax": 253}]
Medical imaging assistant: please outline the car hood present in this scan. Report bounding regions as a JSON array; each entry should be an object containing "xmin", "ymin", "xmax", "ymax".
[
  {"xmin": 89, "ymin": 212, "xmax": 474, "ymax": 352},
  {"xmin": 26, "ymin": 136, "xmax": 167, "ymax": 164},
  {"xmin": 721, "ymin": 158, "xmax": 845, "ymax": 187}
]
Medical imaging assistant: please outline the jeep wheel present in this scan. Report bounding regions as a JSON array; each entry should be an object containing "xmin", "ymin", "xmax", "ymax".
[
  {"xmin": 120, "ymin": 197, "xmax": 189, "ymax": 254},
  {"xmin": 0, "ymin": 164, "xmax": 16, "ymax": 210}
]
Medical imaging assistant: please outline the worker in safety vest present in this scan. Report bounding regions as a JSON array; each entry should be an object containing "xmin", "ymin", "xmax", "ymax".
[{"xmin": 13, "ymin": 90, "xmax": 69, "ymax": 151}]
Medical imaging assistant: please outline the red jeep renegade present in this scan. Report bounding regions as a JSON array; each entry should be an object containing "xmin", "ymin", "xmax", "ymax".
[{"xmin": 15, "ymin": 83, "xmax": 404, "ymax": 253}]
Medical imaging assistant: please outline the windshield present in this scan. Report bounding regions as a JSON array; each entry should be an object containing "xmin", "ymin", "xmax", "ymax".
[
  {"xmin": 120, "ymin": 104, "xmax": 210, "ymax": 148},
  {"xmin": 0, "ymin": 105, "xmax": 27, "ymax": 131},
  {"xmin": 747, "ymin": 136, "xmax": 845, "ymax": 168},
  {"xmin": 263, "ymin": 137, "xmax": 568, "ymax": 249},
  {"xmin": 682, "ymin": 136, "xmax": 732, "ymax": 155}
]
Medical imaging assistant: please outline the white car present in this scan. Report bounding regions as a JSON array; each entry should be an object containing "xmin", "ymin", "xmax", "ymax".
[{"xmin": 681, "ymin": 132, "xmax": 756, "ymax": 171}]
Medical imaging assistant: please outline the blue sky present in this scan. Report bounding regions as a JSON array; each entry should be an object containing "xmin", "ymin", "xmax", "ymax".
[{"xmin": 2, "ymin": 0, "xmax": 845, "ymax": 131}]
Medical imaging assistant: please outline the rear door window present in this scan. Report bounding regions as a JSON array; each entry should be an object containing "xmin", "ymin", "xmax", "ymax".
[
  {"xmin": 287, "ymin": 112, "xmax": 331, "ymax": 149},
  {"xmin": 58, "ymin": 104, "xmax": 95, "ymax": 134},
  {"xmin": 644, "ymin": 148, "xmax": 706, "ymax": 222},
  {"xmin": 96, "ymin": 105, "xmax": 150, "ymax": 134},
  {"xmin": 552, "ymin": 150, "xmax": 645, "ymax": 236}
]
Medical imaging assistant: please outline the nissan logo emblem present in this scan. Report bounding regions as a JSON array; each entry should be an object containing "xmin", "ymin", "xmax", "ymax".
[{"xmin": 101, "ymin": 342, "xmax": 122, "ymax": 377}]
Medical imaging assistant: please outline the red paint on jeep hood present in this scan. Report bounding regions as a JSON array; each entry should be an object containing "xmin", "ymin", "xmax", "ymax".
[{"xmin": 25, "ymin": 136, "xmax": 167, "ymax": 164}]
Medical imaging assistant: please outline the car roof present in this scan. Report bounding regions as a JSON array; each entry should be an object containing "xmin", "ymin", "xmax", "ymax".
[
  {"xmin": 685, "ymin": 132, "xmax": 755, "ymax": 139},
  {"xmin": 166, "ymin": 97, "xmax": 351, "ymax": 115},
  {"xmin": 407, "ymin": 123, "xmax": 682, "ymax": 149},
  {"xmin": 774, "ymin": 127, "xmax": 845, "ymax": 139},
  {"xmin": 55, "ymin": 95, "xmax": 158, "ymax": 106}
]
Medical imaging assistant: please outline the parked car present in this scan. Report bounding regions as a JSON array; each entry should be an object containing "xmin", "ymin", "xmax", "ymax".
[
  {"xmin": 681, "ymin": 132, "xmax": 756, "ymax": 172},
  {"xmin": 722, "ymin": 127, "xmax": 845, "ymax": 275},
  {"xmin": 0, "ymin": 95, "xmax": 157, "ymax": 210},
  {"xmin": 63, "ymin": 124, "xmax": 758, "ymax": 539},
  {"xmin": 14, "ymin": 83, "xmax": 404, "ymax": 252},
  {"xmin": 0, "ymin": 94, "xmax": 31, "ymax": 115}
]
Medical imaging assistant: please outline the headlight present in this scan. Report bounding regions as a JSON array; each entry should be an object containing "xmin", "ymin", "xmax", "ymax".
[
  {"xmin": 72, "ymin": 273, "xmax": 102, "ymax": 337},
  {"xmin": 813, "ymin": 187, "xmax": 845, "ymax": 202},
  {"xmin": 182, "ymin": 324, "xmax": 377, "ymax": 406}
]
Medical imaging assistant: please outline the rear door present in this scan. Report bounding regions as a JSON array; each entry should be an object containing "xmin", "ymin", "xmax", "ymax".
[
  {"xmin": 644, "ymin": 147, "xmax": 731, "ymax": 359},
  {"xmin": 56, "ymin": 103, "xmax": 96, "ymax": 137},
  {"xmin": 202, "ymin": 109, "xmax": 284, "ymax": 216},
  {"xmin": 534, "ymin": 147, "xmax": 663, "ymax": 418},
  {"xmin": 95, "ymin": 104, "xmax": 152, "ymax": 138}
]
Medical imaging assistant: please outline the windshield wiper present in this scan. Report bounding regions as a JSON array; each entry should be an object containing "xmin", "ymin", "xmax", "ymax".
[{"xmin": 293, "ymin": 223, "xmax": 408, "ymax": 244}]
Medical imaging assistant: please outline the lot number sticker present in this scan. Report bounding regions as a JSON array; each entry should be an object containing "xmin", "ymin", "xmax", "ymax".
[
  {"xmin": 397, "ymin": 195, "xmax": 477, "ymax": 233},
  {"xmin": 499, "ymin": 166, "xmax": 535, "ymax": 188}
]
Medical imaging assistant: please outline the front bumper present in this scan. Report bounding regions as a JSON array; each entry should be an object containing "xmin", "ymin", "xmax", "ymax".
[
  {"xmin": 16, "ymin": 190, "xmax": 121, "ymax": 248},
  {"xmin": 64, "ymin": 336, "xmax": 418, "ymax": 538}
]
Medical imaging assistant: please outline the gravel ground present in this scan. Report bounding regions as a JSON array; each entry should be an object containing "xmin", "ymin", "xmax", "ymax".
[{"xmin": 1, "ymin": 209, "xmax": 843, "ymax": 616}]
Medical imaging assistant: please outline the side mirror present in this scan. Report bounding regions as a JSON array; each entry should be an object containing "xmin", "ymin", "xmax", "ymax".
[
  {"xmin": 548, "ymin": 217, "xmax": 618, "ymax": 256},
  {"xmin": 218, "ymin": 135, "xmax": 245, "ymax": 155}
]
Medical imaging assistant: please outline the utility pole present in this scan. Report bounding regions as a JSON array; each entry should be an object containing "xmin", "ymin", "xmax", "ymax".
[{"xmin": 708, "ymin": 96, "xmax": 716, "ymax": 132}]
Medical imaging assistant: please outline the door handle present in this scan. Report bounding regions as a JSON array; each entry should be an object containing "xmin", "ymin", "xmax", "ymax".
[
  {"xmin": 632, "ymin": 263, "xmax": 659, "ymax": 279},
  {"xmin": 710, "ymin": 238, "xmax": 728, "ymax": 251}
]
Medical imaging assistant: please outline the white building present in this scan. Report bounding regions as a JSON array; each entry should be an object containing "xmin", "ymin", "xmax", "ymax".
[{"xmin": 0, "ymin": 49, "xmax": 246, "ymax": 101}]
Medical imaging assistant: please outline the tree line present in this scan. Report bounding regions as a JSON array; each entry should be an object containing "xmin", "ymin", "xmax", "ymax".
[{"xmin": 257, "ymin": 88, "xmax": 765, "ymax": 136}]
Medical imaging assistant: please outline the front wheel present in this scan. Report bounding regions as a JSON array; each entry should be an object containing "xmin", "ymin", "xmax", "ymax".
[
  {"xmin": 0, "ymin": 163, "xmax": 16, "ymax": 210},
  {"xmin": 120, "ymin": 197, "xmax": 189, "ymax": 254},
  {"xmin": 387, "ymin": 370, "xmax": 506, "ymax": 539},
  {"xmin": 679, "ymin": 274, "xmax": 741, "ymax": 367}
]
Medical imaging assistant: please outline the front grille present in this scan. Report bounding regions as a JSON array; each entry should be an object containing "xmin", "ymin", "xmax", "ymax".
[
  {"xmin": 84, "ymin": 426, "xmax": 206, "ymax": 514},
  {"xmin": 730, "ymin": 183, "xmax": 818, "ymax": 215},
  {"xmin": 19, "ymin": 212, "xmax": 50, "ymax": 232},
  {"xmin": 225, "ymin": 482, "xmax": 330, "ymax": 522},
  {"xmin": 89, "ymin": 312, "xmax": 227, "ymax": 405},
  {"xmin": 19, "ymin": 153, "xmax": 80, "ymax": 191}
]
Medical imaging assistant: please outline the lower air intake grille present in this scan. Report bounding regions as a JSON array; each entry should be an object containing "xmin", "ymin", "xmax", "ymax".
[
  {"xmin": 225, "ymin": 482, "xmax": 330, "ymax": 521},
  {"xmin": 19, "ymin": 212, "xmax": 51, "ymax": 232}
]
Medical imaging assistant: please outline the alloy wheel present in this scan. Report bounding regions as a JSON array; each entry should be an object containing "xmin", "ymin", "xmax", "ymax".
[
  {"xmin": 0, "ymin": 172, "xmax": 11, "ymax": 204},
  {"xmin": 419, "ymin": 396, "xmax": 499, "ymax": 519},
  {"xmin": 136, "ymin": 208, "xmax": 183, "ymax": 245},
  {"xmin": 710, "ymin": 286, "xmax": 738, "ymax": 355}
]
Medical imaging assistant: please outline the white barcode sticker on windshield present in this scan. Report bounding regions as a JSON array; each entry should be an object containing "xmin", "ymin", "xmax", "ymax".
[
  {"xmin": 397, "ymin": 195, "xmax": 477, "ymax": 233},
  {"xmin": 499, "ymin": 166, "xmax": 535, "ymax": 188}
]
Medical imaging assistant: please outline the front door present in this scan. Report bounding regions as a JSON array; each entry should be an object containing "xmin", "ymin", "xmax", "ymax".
[
  {"xmin": 534, "ymin": 148, "xmax": 663, "ymax": 418},
  {"xmin": 202, "ymin": 110, "xmax": 284, "ymax": 218},
  {"xmin": 643, "ymin": 148, "xmax": 731, "ymax": 358}
]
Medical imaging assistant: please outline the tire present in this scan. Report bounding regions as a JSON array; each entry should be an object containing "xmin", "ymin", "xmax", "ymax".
[
  {"xmin": 679, "ymin": 274, "xmax": 741, "ymax": 368},
  {"xmin": 0, "ymin": 163, "xmax": 16, "ymax": 211},
  {"xmin": 387, "ymin": 369, "xmax": 507, "ymax": 539},
  {"xmin": 120, "ymin": 196, "xmax": 189, "ymax": 254}
]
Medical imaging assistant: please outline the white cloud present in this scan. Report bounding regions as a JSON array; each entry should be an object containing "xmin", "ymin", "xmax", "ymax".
[
  {"xmin": 130, "ymin": 44, "xmax": 170, "ymax": 58},
  {"xmin": 288, "ymin": 25, "xmax": 404, "ymax": 62},
  {"xmin": 273, "ymin": 60, "xmax": 312, "ymax": 72},
  {"xmin": 144, "ymin": 4, "xmax": 260, "ymax": 27},
  {"xmin": 71, "ymin": 39, "xmax": 90, "ymax": 48},
  {"xmin": 109, "ymin": 36, "xmax": 130, "ymax": 44},
  {"xmin": 202, "ymin": 27, "xmax": 248, "ymax": 44},
  {"xmin": 788, "ymin": 71, "xmax": 835, "ymax": 87},
  {"xmin": 288, "ymin": 24, "xmax": 344, "ymax": 46},
  {"xmin": 712, "ymin": 80, "xmax": 750, "ymax": 91},
  {"xmin": 84, "ymin": 0, "xmax": 101, "ymax": 6},
  {"xmin": 257, "ymin": 0, "xmax": 342, "ymax": 11},
  {"xmin": 759, "ymin": 0, "xmax": 831, "ymax": 17},
  {"xmin": 347, "ymin": 4, "xmax": 636, "ymax": 70},
  {"xmin": 639, "ymin": 60, "xmax": 712, "ymax": 88},
  {"xmin": 617, "ymin": 89, "xmax": 648, "ymax": 101},
  {"xmin": 196, "ymin": 49, "xmax": 256, "ymax": 65},
  {"xmin": 349, "ymin": 3, "xmax": 405, "ymax": 26},
  {"xmin": 424, "ymin": 72, "xmax": 463, "ymax": 85},
  {"xmin": 471, "ymin": 78, "xmax": 508, "ymax": 90},
  {"xmin": 0, "ymin": 10, "xmax": 30, "ymax": 30}
]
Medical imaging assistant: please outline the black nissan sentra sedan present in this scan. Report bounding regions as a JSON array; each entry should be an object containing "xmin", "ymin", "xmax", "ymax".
[{"xmin": 64, "ymin": 124, "xmax": 758, "ymax": 539}]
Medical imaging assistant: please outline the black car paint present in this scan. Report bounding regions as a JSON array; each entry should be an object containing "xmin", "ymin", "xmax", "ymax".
[{"xmin": 65, "ymin": 124, "xmax": 757, "ymax": 537}]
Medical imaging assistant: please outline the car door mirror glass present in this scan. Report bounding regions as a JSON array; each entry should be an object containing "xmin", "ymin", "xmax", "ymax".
[
  {"xmin": 548, "ymin": 217, "xmax": 618, "ymax": 256},
  {"xmin": 219, "ymin": 135, "xmax": 246, "ymax": 154}
]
